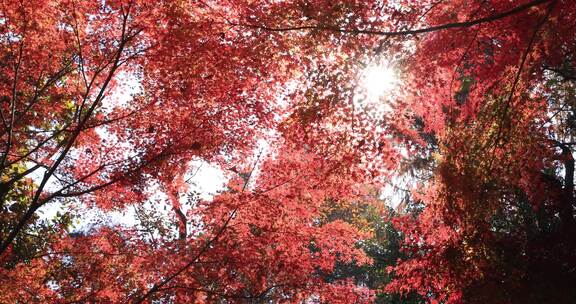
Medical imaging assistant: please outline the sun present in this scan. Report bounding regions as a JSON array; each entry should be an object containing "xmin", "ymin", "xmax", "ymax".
[
  {"xmin": 361, "ymin": 63, "xmax": 399, "ymax": 99},
  {"xmin": 354, "ymin": 62, "xmax": 400, "ymax": 115}
]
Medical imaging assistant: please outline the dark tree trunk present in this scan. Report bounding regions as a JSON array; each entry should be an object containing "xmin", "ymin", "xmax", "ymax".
[{"xmin": 560, "ymin": 145, "xmax": 575, "ymax": 232}]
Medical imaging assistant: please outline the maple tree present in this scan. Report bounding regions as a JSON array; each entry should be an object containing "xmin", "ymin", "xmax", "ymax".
[
  {"xmin": 381, "ymin": 1, "xmax": 576, "ymax": 303},
  {"xmin": 1, "ymin": 0, "xmax": 575, "ymax": 303}
]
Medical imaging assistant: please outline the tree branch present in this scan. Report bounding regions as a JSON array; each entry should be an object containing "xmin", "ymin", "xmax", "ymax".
[{"xmin": 231, "ymin": 0, "xmax": 551, "ymax": 37}]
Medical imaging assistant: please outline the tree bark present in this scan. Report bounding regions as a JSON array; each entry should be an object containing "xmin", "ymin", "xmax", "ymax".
[{"xmin": 560, "ymin": 145, "xmax": 575, "ymax": 231}]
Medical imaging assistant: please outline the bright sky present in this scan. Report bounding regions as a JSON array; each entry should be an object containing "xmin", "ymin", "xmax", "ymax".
[
  {"xmin": 37, "ymin": 159, "xmax": 228, "ymax": 233},
  {"xmin": 358, "ymin": 62, "xmax": 408, "ymax": 209}
]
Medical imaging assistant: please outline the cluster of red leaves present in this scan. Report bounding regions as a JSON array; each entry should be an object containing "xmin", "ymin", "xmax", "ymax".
[
  {"xmin": 385, "ymin": 1, "xmax": 576, "ymax": 303},
  {"xmin": 0, "ymin": 0, "xmax": 390, "ymax": 302}
]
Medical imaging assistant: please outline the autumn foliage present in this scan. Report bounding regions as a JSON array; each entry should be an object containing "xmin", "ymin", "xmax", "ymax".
[{"xmin": 0, "ymin": 0, "xmax": 575, "ymax": 303}]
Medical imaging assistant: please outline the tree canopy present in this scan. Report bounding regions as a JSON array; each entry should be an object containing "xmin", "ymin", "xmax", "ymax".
[{"xmin": 0, "ymin": 0, "xmax": 575, "ymax": 303}]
